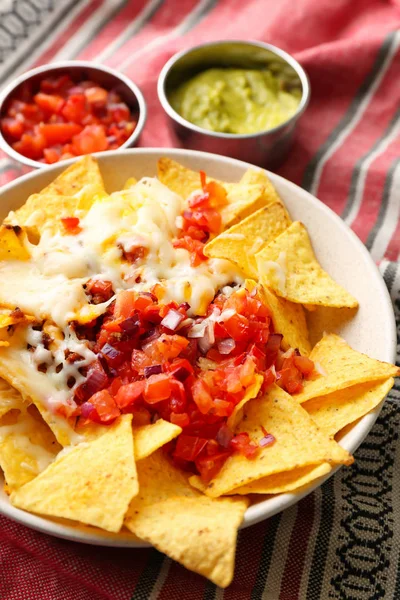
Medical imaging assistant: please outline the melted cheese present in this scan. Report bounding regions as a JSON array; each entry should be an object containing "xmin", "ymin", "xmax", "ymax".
[
  {"xmin": 1, "ymin": 176, "xmax": 244, "ymax": 414},
  {"xmin": 258, "ymin": 251, "xmax": 287, "ymax": 294}
]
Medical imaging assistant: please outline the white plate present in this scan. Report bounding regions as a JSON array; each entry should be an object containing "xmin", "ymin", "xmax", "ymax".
[{"xmin": 0, "ymin": 149, "xmax": 397, "ymax": 547}]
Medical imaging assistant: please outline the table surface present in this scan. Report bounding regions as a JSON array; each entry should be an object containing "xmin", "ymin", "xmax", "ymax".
[{"xmin": 0, "ymin": 1, "xmax": 400, "ymax": 599}]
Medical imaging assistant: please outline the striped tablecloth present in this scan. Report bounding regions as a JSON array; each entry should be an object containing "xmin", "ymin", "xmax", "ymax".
[{"xmin": 1, "ymin": 1, "xmax": 400, "ymax": 598}]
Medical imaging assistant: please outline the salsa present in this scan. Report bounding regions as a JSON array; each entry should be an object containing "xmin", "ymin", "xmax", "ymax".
[
  {"xmin": 1, "ymin": 74, "xmax": 138, "ymax": 163},
  {"xmin": 169, "ymin": 68, "xmax": 301, "ymax": 135},
  {"xmin": 59, "ymin": 177, "xmax": 315, "ymax": 483}
]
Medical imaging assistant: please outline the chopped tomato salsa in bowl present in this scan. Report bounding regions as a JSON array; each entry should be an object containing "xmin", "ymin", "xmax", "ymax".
[{"xmin": 0, "ymin": 61, "xmax": 146, "ymax": 168}]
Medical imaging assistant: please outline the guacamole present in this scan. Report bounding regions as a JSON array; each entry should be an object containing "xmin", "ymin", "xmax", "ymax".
[{"xmin": 169, "ymin": 68, "xmax": 301, "ymax": 135}]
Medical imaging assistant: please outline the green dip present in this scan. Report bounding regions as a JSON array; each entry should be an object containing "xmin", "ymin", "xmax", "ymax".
[{"xmin": 169, "ymin": 68, "xmax": 301, "ymax": 135}]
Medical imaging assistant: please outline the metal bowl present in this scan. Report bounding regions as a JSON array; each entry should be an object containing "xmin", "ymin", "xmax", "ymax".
[
  {"xmin": 158, "ymin": 40, "xmax": 310, "ymax": 167},
  {"xmin": 0, "ymin": 61, "xmax": 147, "ymax": 169}
]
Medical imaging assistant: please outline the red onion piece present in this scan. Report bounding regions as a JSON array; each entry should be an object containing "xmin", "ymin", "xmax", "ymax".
[
  {"xmin": 259, "ymin": 432, "xmax": 276, "ymax": 448},
  {"xmin": 172, "ymin": 364, "xmax": 192, "ymax": 382},
  {"xmin": 80, "ymin": 402, "xmax": 95, "ymax": 418},
  {"xmin": 120, "ymin": 315, "xmax": 140, "ymax": 335},
  {"xmin": 265, "ymin": 333, "xmax": 283, "ymax": 352},
  {"xmin": 101, "ymin": 343, "xmax": 124, "ymax": 367},
  {"xmin": 218, "ymin": 338, "xmax": 236, "ymax": 355},
  {"xmin": 144, "ymin": 364, "xmax": 162, "ymax": 378},
  {"xmin": 216, "ymin": 424, "xmax": 234, "ymax": 448},
  {"xmin": 140, "ymin": 327, "xmax": 159, "ymax": 343},
  {"xmin": 188, "ymin": 321, "xmax": 207, "ymax": 338},
  {"xmin": 161, "ymin": 309, "xmax": 184, "ymax": 331},
  {"xmin": 74, "ymin": 362, "xmax": 108, "ymax": 403}
]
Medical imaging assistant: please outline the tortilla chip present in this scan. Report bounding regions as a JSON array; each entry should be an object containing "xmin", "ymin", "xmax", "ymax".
[
  {"xmin": 0, "ymin": 377, "xmax": 26, "ymax": 419},
  {"xmin": 5, "ymin": 157, "xmax": 106, "ymax": 236},
  {"xmin": 306, "ymin": 305, "xmax": 359, "ymax": 347},
  {"xmin": 190, "ymin": 462, "xmax": 332, "ymax": 496},
  {"xmin": 240, "ymin": 169, "xmax": 291, "ymax": 217},
  {"xmin": 157, "ymin": 157, "xmax": 267, "ymax": 228},
  {"xmin": 0, "ymin": 343, "xmax": 78, "ymax": 447},
  {"xmin": 0, "ymin": 309, "xmax": 35, "ymax": 330},
  {"xmin": 227, "ymin": 374, "xmax": 263, "ymax": 430},
  {"xmin": 262, "ymin": 285, "xmax": 311, "ymax": 355},
  {"xmin": 200, "ymin": 385, "xmax": 353, "ymax": 498},
  {"xmin": 242, "ymin": 279, "xmax": 310, "ymax": 355},
  {"xmin": 296, "ymin": 334, "xmax": 400, "ymax": 403},
  {"xmin": 0, "ymin": 402, "xmax": 61, "ymax": 493},
  {"xmin": 0, "ymin": 225, "xmax": 30, "ymax": 261},
  {"xmin": 124, "ymin": 450, "xmax": 249, "ymax": 587},
  {"xmin": 220, "ymin": 183, "xmax": 267, "ymax": 229},
  {"xmin": 158, "ymin": 157, "xmax": 205, "ymax": 198},
  {"xmin": 11, "ymin": 415, "xmax": 137, "ymax": 532},
  {"xmin": 41, "ymin": 156, "xmax": 105, "ymax": 198},
  {"xmin": 204, "ymin": 204, "xmax": 291, "ymax": 278},
  {"xmin": 256, "ymin": 221, "xmax": 359, "ymax": 308},
  {"xmin": 133, "ymin": 419, "xmax": 182, "ymax": 461},
  {"xmin": 303, "ymin": 378, "xmax": 394, "ymax": 437}
]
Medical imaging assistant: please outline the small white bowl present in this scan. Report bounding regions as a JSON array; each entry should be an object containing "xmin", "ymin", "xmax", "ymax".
[{"xmin": 0, "ymin": 148, "xmax": 396, "ymax": 547}]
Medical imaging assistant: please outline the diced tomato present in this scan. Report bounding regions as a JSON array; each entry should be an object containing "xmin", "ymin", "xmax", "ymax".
[
  {"xmin": 61, "ymin": 216, "xmax": 81, "ymax": 235},
  {"xmin": 84, "ymin": 86, "xmax": 108, "ymax": 105},
  {"xmin": 40, "ymin": 74, "xmax": 73, "ymax": 94},
  {"xmin": 223, "ymin": 313, "xmax": 250, "ymax": 341},
  {"xmin": 262, "ymin": 367, "xmax": 276, "ymax": 390},
  {"xmin": 43, "ymin": 147, "xmax": 60, "ymax": 164},
  {"xmin": 39, "ymin": 122, "xmax": 82, "ymax": 145},
  {"xmin": 1, "ymin": 117, "xmax": 24, "ymax": 140},
  {"xmin": 144, "ymin": 373, "xmax": 172, "ymax": 404},
  {"xmin": 173, "ymin": 236, "xmax": 206, "ymax": 266},
  {"xmin": 87, "ymin": 389, "xmax": 120, "ymax": 424},
  {"xmin": 199, "ymin": 170, "xmax": 207, "ymax": 190},
  {"xmin": 170, "ymin": 412, "xmax": 190, "ymax": 427},
  {"xmin": 212, "ymin": 399, "xmax": 232, "ymax": 417},
  {"xmin": 191, "ymin": 379, "xmax": 213, "ymax": 414},
  {"xmin": 61, "ymin": 94, "xmax": 87, "ymax": 123},
  {"xmin": 13, "ymin": 133, "xmax": 46, "ymax": 160},
  {"xmin": 71, "ymin": 124, "xmax": 108, "ymax": 155},
  {"xmin": 167, "ymin": 358, "xmax": 194, "ymax": 380},
  {"xmin": 134, "ymin": 293, "xmax": 154, "ymax": 312},
  {"xmin": 276, "ymin": 365, "xmax": 303, "ymax": 394},
  {"xmin": 85, "ymin": 279, "xmax": 114, "ymax": 303},
  {"xmin": 230, "ymin": 432, "xmax": 259, "ymax": 459},
  {"xmin": 2, "ymin": 75, "xmax": 137, "ymax": 163},
  {"xmin": 108, "ymin": 377, "xmax": 122, "ymax": 396},
  {"xmin": 195, "ymin": 450, "xmax": 231, "ymax": 483},
  {"xmin": 143, "ymin": 334, "xmax": 188, "ymax": 362},
  {"xmin": 293, "ymin": 355, "xmax": 315, "ymax": 376},
  {"xmin": 114, "ymin": 290, "xmax": 136, "ymax": 320},
  {"xmin": 174, "ymin": 435, "xmax": 208, "ymax": 461},
  {"xmin": 62, "ymin": 276, "xmax": 306, "ymax": 479},
  {"xmin": 115, "ymin": 380, "xmax": 145, "ymax": 409},
  {"xmin": 34, "ymin": 93, "xmax": 64, "ymax": 114},
  {"xmin": 131, "ymin": 349, "xmax": 153, "ymax": 374},
  {"xmin": 205, "ymin": 181, "xmax": 228, "ymax": 208},
  {"xmin": 109, "ymin": 102, "xmax": 131, "ymax": 123},
  {"xmin": 131, "ymin": 406, "xmax": 151, "ymax": 426}
]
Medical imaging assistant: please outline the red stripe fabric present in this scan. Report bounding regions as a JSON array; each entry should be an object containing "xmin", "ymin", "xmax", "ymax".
[
  {"xmin": 1, "ymin": 1, "xmax": 400, "ymax": 599},
  {"xmin": 77, "ymin": 0, "xmax": 150, "ymax": 62},
  {"xmin": 279, "ymin": 495, "xmax": 315, "ymax": 600},
  {"xmin": 105, "ymin": 0, "xmax": 201, "ymax": 69},
  {"xmin": 314, "ymin": 53, "xmax": 400, "ymax": 216}
]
